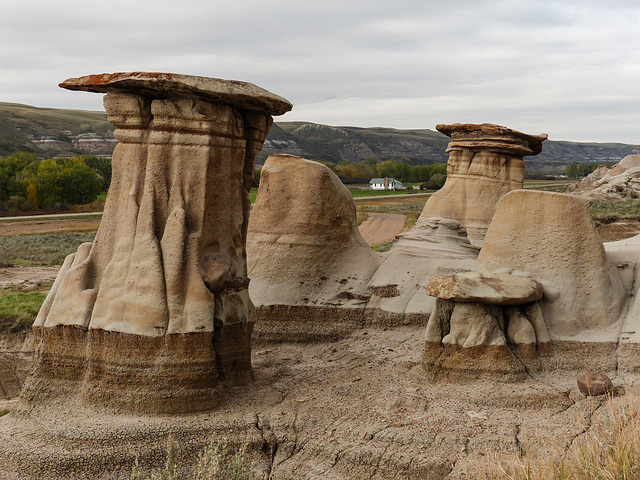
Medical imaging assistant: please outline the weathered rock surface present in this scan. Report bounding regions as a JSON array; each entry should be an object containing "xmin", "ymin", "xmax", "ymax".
[
  {"xmin": 426, "ymin": 271, "xmax": 543, "ymax": 306},
  {"xmin": 20, "ymin": 72, "xmax": 291, "ymax": 415},
  {"xmin": 577, "ymin": 370, "xmax": 613, "ymax": 396},
  {"xmin": 477, "ymin": 190, "xmax": 626, "ymax": 338},
  {"xmin": 420, "ymin": 123, "xmax": 547, "ymax": 246},
  {"xmin": 247, "ymin": 154, "xmax": 382, "ymax": 341},
  {"xmin": 1, "ymin": 325, "xmax": 620, "ymax": 480},
  {"xmin": 366, "ymin": 217, "xmax": 478, "ymax": 323},
  {"xmin": 568, "ymin": 154, "xmax": 640, "ymax": 200}
]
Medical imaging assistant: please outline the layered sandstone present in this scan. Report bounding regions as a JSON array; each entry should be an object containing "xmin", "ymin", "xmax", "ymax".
[
  {"xmin": 19, "ymin": 72, "xmax": 291, "ymax": 414},
  {"xmin": 420, "ymin": 123, "xmax": 547, "ymax": 245},
  {"xmin": 366, "ymin": 217, "xmax": 478, "ymax": 323},
  {"xmin": 247, "ymin": 154, "xmax": 381, "ymax": 342}
]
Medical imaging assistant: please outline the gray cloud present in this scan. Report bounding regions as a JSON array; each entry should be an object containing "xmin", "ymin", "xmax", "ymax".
[{"xmin": 1, "ymin": 0, "xmax": 639, "ymax": 142}]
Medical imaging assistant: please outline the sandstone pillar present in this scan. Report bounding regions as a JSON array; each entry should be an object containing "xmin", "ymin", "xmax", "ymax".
[
  {"xmin": 420, "ymin": 123, "xmax": 547, "ymax": 246},
  {"xmin": 20, "ymin": 72, "xmax": 291, "ymax": 414}
]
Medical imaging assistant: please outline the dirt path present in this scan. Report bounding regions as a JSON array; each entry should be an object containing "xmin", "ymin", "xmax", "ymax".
[{"xmin": 358, "ymin": 212, "xmax": 407, "ymax": 246}]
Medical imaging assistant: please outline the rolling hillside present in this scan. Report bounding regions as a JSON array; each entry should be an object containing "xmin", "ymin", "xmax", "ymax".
[{"xmin": 1, "ymin": 102, "xmax": 638, "ymax": 172}]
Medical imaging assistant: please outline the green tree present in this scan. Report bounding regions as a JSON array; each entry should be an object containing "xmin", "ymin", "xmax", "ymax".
[
  {"xmin": 83, "ymin": 156, "xmax": 112, "ymax": 190},
  {"xmin": 17, "ymin": 157, "xmax": 102, "ymax": 208},
  {"xmin": 376, "ymin": 160, "xmax": 396, "ymax": 178}
]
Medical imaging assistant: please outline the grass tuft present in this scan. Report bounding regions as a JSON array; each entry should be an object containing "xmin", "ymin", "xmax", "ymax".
[
  {"xmin": 0, "ymin": 291, "xmax": 47, "ymax": 333},
  {"xmin": 473, "ymin": 395, "xmax": 640, "ymax": 480},
  {"xmin": 590, "ymin": 198, "xmax": 640, "ymax": 225},
  {"xmin": 130, "ymin": 439, "xmax": 252, "ymax": 480}
]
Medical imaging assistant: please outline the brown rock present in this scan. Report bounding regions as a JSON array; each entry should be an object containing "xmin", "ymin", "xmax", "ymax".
[{"xmin": 577, "ymin": 370, "xmax": 613, "ymax": 396}]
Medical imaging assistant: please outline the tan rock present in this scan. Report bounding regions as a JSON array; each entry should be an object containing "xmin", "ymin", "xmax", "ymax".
[
  {"xmin": 442, "ymin": 303, "xmax": 506, "ymax": 347},
  {"xmin": 426, "ymin": 271, "xmax": 543, "ymax": 306},
  {"xmin": 247, "ymin": 154, "xmax": 381, "ymax": 340},
  {"xmin": 420, "ymin": 123, "xmax": 547, "ymax": 246},
  {"xmin": 21, "ymin": 72, "xmax": 290, "ymax": 414},
  {"xmin": 477, "ymin": 190, "xmax": 626, "ymax": 337},
  {"xmin": 568, "ymin": 155, "xmax": 640, "ymax": 200},
  {"xmin": 366, "ymin": 217, "xmax": 478, "ymax": 322}
]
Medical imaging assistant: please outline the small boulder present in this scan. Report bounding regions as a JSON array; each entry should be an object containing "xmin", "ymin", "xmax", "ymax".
[{"xmin": 577, "ymin": 370, "xmax": 613, "ymax": 396}]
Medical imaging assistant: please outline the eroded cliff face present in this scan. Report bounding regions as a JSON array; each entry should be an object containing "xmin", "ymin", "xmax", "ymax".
[{"xmin": 19, "ymin": 72, "xmax": 291, "ymax": 415}]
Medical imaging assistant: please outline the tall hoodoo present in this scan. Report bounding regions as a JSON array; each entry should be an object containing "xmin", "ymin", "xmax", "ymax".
[
  {"xmin": 420, "ymin": 123, "xmax": 548, "ymax": 246},
  {"xmin": 20, "ymin": 72, "xmax": 291, "ymax": 414}
]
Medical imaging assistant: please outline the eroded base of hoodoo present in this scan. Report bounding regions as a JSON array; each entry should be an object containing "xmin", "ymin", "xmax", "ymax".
[
  {"xmin": 253, "ymin": 305, "xmax": 431, "ymax": 344},
  {"xmin": 422, "ymin": 342, "xmax": 529, "ymax": 382},
  {"xmin": 18, "ymin": 326, "xmax": 223, "ymax": 415}
]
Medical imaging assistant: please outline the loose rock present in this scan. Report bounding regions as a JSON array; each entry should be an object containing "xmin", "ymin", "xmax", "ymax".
[{"xmin": 577, "ymin": 370, "xmax": 613, "ymax": 396}]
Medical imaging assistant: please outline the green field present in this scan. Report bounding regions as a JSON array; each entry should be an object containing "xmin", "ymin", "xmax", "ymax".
[{"xmin": 0, "ymin": 291, "xmax": 48, "ymax": 333}]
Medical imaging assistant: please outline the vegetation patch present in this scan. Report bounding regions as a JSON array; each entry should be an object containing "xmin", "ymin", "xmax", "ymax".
[
  {"xmin": 590, "ymin": 199, "xmax": 640, "ymax": 225},
  {"xmin": 0, "ymin": 291, "xmax": 47, "ymax": 333},
  {"xmin": 130, "ymin": 439, "xmax": 252, "ymax": 480},
  {"xmin": 371, "ymin": 241, "xmax": 394, "ymax": 252},
  {"xmin": 0, "ymin": 232, "xmax": 96, "ymax": 266},
  {"xmin": 474, "ymin": 397, "xmax": 640, "ymax": 480}
]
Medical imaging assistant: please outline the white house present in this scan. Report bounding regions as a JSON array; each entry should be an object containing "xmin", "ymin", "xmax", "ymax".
[{"xmin": 369, "ymin": 177, "xmax": 404, "ymax": 191}]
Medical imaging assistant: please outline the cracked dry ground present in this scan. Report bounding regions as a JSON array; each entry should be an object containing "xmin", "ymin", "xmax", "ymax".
[{"xmin": 2, "ymin": 325, "xmax": 634, "ymax": 479}]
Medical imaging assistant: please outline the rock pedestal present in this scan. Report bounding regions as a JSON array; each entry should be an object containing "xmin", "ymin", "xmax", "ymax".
[
  {"xmin": 19, "ymin": 72, "xmax": 291, "ymax": 414},
  {"xmin": 420, "ymin": 123, "xmax": 547, "ymax": 246},
  {"xmin": 423, "ymin": 271, "xmax": 550, "ymax": 380}
]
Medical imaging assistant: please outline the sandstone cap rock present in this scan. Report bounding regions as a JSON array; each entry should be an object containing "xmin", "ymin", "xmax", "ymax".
[
  {"xmin": 60, "ymin": 72, "xmax": 293, "ymax": 115},
  {"xmin": 436, "ymin": 123, "xmax": 548, "ymax": 156},
  {"xmin": 426, "ymin": 271, "xmax": 543, "ymax": 306}
]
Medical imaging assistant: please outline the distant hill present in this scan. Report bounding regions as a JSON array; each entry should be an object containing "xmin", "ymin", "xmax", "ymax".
[
  {"xmin": 1, "ymin": 102, "xmax": 639, "ymax": 172},
  {"xmin": 0, "ymin": 102, "xmax": 117, "ymax": 157}
]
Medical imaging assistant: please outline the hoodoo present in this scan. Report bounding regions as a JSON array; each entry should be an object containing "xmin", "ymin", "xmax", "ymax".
[
  {"xmin": 420, "ymin": 123, "xmax": 547, "ymax": 246},
  {"xmin": 19, "ymin": 72, "xmax": 291, "ymax": 414}
]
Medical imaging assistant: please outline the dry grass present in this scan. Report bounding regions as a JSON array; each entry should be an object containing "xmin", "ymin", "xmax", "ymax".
[
  {"xmin": 590, "ymin": 199, "xmax": 640, "ymax": 225},
  {"xmin": 130, "ymin": 439, "xmax": 252, "ymax": 480},
  {"xmin": 474, "ymin": 395, "xmax": 640, "ymax": 480},
  {"xmin": 0, "ymin": 232, "xmax": 95, "ymax": 266}
]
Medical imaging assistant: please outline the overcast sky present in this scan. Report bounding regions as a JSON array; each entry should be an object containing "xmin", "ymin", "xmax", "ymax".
[{"xmin": 2, "ymin": 0, "xmax": 639, "ymax": 143}]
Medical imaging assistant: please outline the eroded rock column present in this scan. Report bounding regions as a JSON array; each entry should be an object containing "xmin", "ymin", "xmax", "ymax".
[
  {"xmin": 420, "ymin": 123, "xmax": 547, "ymax": 246},
  {"xmin": 20, "ymin": 72, "xmax": 291, "ymax": 414}
]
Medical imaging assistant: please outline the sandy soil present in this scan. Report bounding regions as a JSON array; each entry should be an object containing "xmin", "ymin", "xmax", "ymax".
[
  {"xmin": 597, "ymin": 220, "xmax": 640, "ymax": 243},
  {"xmin": 0, "ymin": 267, "xmax": 59, "ymax": 289},
  {"xmin": 358, "ymin": 213, "xmax": 407, "ymax": 246},
  {"xmin": 0, "ymin": 326, "xmax": 634, "ymax": 479}
]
